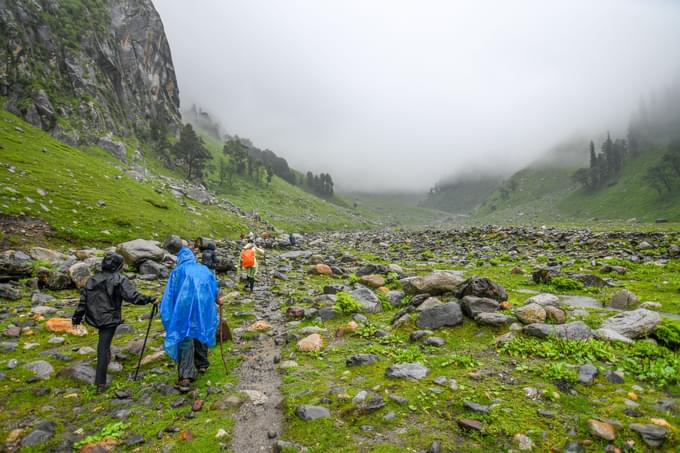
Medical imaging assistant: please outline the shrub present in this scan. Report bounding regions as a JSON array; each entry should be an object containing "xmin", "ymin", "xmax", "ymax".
[
  {"xmin": 654, "ymin": 319, "xmax": 680, "ymax": 350},
  {"xmin": 550, "ymin": 276, "xmax": 584, "ymax": 291},
  {"xmin": 333, "ymin": 292, "xmax": 362, "ymax": 314}
]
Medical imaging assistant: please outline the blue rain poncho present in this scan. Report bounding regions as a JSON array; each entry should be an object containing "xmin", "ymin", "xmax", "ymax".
[{"xmin": 160, "ymin": 247, "xmax": 218, "ymax": 362}]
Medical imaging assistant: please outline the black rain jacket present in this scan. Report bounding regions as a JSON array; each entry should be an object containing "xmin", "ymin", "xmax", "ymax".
[{"xmin": 72, "ymin": 272, "xmax": 153, "ymax": 328}]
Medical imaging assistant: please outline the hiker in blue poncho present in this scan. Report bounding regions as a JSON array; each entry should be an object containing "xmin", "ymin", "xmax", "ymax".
[{"xmin": 159, "ymin": 236, "xmax": 223, "ymax": 392}]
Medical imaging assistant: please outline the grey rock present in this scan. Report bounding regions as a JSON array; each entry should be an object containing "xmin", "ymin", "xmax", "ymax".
[
  {"xmin": 57, "ymin": 364, "xmax": 109, "ymax": 385},
  {"xmin": 593, "ymin": 328, "xmax": 634, "ymax": 344},
  {"xmin": 605, "ymin": 370, "xmax": 624, "ymax": 384},
  {"xmin": 68, "ymin": 262, "xmax": 92, "ymax": 289},
  {"xmin": 515, "ymin": 303, "xmax": 547, "ymax": 324},
  {"xmin": 456, "ymin": 276, "xmax": 507, "ymax": 301},
  {"xmin": 349, "ymin": 285, "xmax": 382, "ymax": 313},
  {"xmin": 523, "ymin": 321, "xmax": 593, "ymax": 340},
  {"xmin": 425, "ymin": 336, "xmax": 445, "ymax": 346},
  {"xmin": 20, "ymin": 422, "xmax": 56, "ymax": 447},
  {"xmin": 138, "ymin": 260, "xmax": 169, "ymax": 278},
  {"xmin": 31, "ymin": 305, "xmax": 57, "ymax": 315},
  {"xmin": 600, "ymin": 309, "xmax": 661, "ymax": 339},
  {"xmin": 410, "ymin": 330, "xmax": 432, "ymax": 341},
  {"xmin": 416, "ymin": 302, "xmax": 463, "ymax": 329},
  {"xmin": 295, "ymin": 405, "xmax": 330, "ymax": 420},
  {"xmin": 359, "ymin": 396, "xmax": 386, "ymax": 413},
  {"xmin": 25, "ymin": 360, "xmax": 54, "ymax": 380},
  {"xmin": 608, "ymin": 289, "xmax": 640, "ymax": 310},
  {"xmin": 524, "ymin": 293, "xmax": 560, "ymax": 307},
  {"xmin": 0, "ymin": 250, "xmax": 33, "ymax": 277},
  {"xmin": 460, "ymin": 296, "xmax": 499, "ymax": 318},
  {"xmin": 464, "ymin": 401, "xmax": 490, "ymax": 413},
  {"xmin": 577, "ymin": 364, "xmax": 598, "ymax": 385},
  {"xmin": 629, "ymin": 423, "xmax": 667, "ymax": 447},
  {"xmin": 0, "ymin": 283, "xmax": 22, "ymax": 300},
  {"xmin": 402, "ymin": 271, "xmax": 465, "ymax": 295},
  {"xmin": 346, "ymin": 354, "xmax": 379, "ymax": 367},
  {"xmin": 475, "ymin": 312, "xmax": 515, "ymax": 327},
  {"xmin": 386, "ymin": 290, "xmax": 405, "ymax": 307},
  {"xmin": 385, "ymin": 363, "xmax": 429, "ymax": 380},
  {"xmin": 116, "ymin": 239, "xmax": 165, "ymax": 265},
  {"xmin": 416, "ymin": 297, "xmax": 443, "ymax": 311},
  {"xmin": 31, "ymin": 292, "xmax": 55, "ymax": 304}
]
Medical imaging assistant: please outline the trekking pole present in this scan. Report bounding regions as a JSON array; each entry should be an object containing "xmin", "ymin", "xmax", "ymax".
[{"xmin": 133, "ymin": 303, "xmax": 158, "ymax": 381}]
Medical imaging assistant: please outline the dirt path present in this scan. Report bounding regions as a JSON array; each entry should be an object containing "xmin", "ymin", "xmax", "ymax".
[{"xmin": 230, "ymin": 278, "xmax": 285, "ymax": 453}]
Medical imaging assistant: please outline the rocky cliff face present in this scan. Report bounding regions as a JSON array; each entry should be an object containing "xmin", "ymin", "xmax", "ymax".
[{"xmin": 0, "ymin": 0, "xmax": 181, "ymax": 146}]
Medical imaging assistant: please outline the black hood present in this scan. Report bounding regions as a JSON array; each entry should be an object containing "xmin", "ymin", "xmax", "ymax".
[{"xmin": 102, "ymin": 253, "xmax": 124, "ymax": 272}]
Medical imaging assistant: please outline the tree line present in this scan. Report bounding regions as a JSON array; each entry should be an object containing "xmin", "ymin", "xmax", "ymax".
[
  {"xmin": 157, "ymin": 123, "xmax": 334, "ymax": 197},
  {"xmin": 573, "ymin": 80, "xmax": 680, "ymax": 195}
]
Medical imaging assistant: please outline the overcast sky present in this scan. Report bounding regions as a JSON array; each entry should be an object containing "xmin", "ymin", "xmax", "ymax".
[{"xmin": 153, "ymin": 0, "xmax": 680, "ymax": 192}]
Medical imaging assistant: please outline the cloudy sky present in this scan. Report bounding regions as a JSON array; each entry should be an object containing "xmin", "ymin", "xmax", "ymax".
[{"xmin": 153, "ymin": 0, "xmax": 680, "ymax": 192}]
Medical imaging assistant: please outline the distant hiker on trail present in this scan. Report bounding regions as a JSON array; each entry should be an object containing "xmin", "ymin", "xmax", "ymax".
[
  {"xmin": 289, "ymin": 233, "xmax": 296, "ymax": 247},
  {"xmin": 159, "ymin": 235, "xmax": 223, "ymax": 393},
  {"xmin": 201, "ymin": 242, "xmax": 218, "ymax": 271},
  {"xmin": 239, "ymin": 239, "xmax": 265, "ymax": 292},
  {"xmin": 71, "ymin": 253, "xmax": 156, "ymax": 393}
]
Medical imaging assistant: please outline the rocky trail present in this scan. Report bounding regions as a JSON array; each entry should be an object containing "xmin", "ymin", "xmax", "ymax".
[{"xmin": 230, "ymin": 276, "xmax": 285, "ymax": 452}]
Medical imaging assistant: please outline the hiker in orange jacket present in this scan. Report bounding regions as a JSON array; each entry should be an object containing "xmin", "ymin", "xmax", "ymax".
[{"xmin": 239, "ymin": 239, "xmax": 265, "ymax": 292}]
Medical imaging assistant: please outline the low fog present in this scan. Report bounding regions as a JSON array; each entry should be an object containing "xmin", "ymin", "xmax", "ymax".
[{"xmin": 153, "ymin": 0, "xmax": 680, "ymax": 192}]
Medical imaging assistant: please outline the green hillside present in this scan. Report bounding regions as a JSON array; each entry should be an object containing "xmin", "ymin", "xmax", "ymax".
[
  {"xmin": 345, "ymin": 192, "xmax": 451, "ymax": 228},
  {"xmin": 193, "ymin": 132, "xmax": 376, "ymax": 232},
  {"xmin": 559, "ymin": 149, "xmax": 680, "ymax": 222},
  {"xmin": 420, "ymin": 175, "xmax": 500, "ymax": 214},
  {"xmin": 0, "ymin": 109, "xmax": 247, "ymax": 246},
  {"xmin": 472, "ymin": 164, "xmax": 580, "ymax": 224},
  {"xmin": 470, "ymin": 148, "xmax": 680, "ymax": 224}
]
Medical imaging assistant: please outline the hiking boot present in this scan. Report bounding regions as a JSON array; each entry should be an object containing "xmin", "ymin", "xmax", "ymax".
[
  {"xmin": 96, "ymin": 384, "xmax": 108, "ymax": 394},
  {"xmin": 175, "ymin": 378, "xmax": 192, "ymax": 393},
  {"xmin": 197, "ymin": 367, "xmax": 208, "ymax": 374}
]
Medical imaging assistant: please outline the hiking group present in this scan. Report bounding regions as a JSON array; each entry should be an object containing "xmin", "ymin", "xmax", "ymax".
[{"xmin": 71, "ymin": 232, "xmax": 269, "ymax": 393}]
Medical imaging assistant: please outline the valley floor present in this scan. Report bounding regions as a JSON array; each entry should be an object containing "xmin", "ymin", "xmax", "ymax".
[{"xmin": 0, "ymin": 226, "xmax": 679, "ymax": 452}]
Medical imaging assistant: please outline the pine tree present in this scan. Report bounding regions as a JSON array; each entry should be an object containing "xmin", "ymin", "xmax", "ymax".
[{"xmin": 172, "ymin": 124, "xmax": 211, "ymax": 180}]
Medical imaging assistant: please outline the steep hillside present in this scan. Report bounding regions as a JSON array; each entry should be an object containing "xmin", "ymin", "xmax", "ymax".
[
  {"xmin": 196, "ymin": 132, "xmax": 376, "ymax": 232},
  {"xmin": 472, "ymin": 164, "xmax": 580, "ymax": 224},
  {"xmin": 346, "ymin": 192, "xmax": 452, "ymax": 228},
  {"xmin": 559, "ymin": 149, "xmax": 680, "ymax": 222},
  {"xmin": 0, "ymin": 0, "xmax": 180, "ymax": 144},
  {"xmin": 0, "ymin": 108, "xmax": 247, "ymax": 246}
]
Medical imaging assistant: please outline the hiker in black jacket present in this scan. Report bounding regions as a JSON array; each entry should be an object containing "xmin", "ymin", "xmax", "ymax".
[{"xmin": 72, "ymin": 253, "xmax": 156, "ymax": 393}]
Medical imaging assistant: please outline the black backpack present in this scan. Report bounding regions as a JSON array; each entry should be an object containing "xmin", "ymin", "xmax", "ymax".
[{"xmin": 83, "ymin": 275, "xmax": 122, "ymax": 328}]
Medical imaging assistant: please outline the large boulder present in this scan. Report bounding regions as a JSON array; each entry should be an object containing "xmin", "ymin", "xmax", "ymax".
[
  {"xmin": 593, "ymin": 328, "xmax": 634, "ymax": 344},
  {"xmin": 523, "ymin": 321, "xmax": 593, "ymax": 340},
  {"xmin": 116, "ymin": 239, "xmax": 165, "ymax": 265},
  {"xmin": 350, "ymin": 285, "xmax": 382, "ymax": 313},
  {"xmin": 524, "ymin": 293, "xmax": 560, "ymax": 307},
  {"xmin": 607, "ymin": 290, "xmax": 640, "ymax": 310},
  {"xmin": 37, "ymin": 268, "xmax": 72, "ymax": 290},
  {"xmin": 475, "ymin": 312, "xmax": 516, "ymax": 327},
  {"xmin": 600, "ymin": 309, "xmax": 661, "ymax": 339},
  {"xmin": 29, "ymin": 247, "xmax": 67, "ymax": 265},
  {"xmin": 460, "ymin": 296, "xmax": 499, "ymax": 319},
  {"xmin": 138, "ymin": 260, "xmax": 169, "ymax": 279},
  {"xmin": 385, "ymin": 363, "xmax": 429, "ymax": 380},
  {"xmin": 515, "ymin": 303, "xmax": 547, "ymax": 324},
  {"xmin": 402, "ymin": 272, "xmax": 465, "ymax": 296},
  {"xmin": 456, "ymin": 277, "xmax": 507, "ymax": 301},
  {"xmin": 416, "ymin": 302, "xmax": 463, "ymax": 329},
  {"xmin": 0, "ymin": 250, "xmax": 33, "ymax": 278},
  {"xmin": 68, "ymin": 262, "xmax": 92, "ymax": 289}
]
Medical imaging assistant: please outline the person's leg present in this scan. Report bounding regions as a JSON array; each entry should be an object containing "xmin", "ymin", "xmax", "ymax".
[
  {"xmin": 193, "ymin": 339, "xmax": 210, "ymax": 372},
  {"xmin": 95, "ymin": 326, "xmax": 116, "ymax": 388},
  {"xmin": 177, "ymin": 337, "xmax": 197, "ymax": 387}
]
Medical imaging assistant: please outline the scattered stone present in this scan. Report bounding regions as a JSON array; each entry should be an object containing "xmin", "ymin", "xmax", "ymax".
[
  {"xmin": 57, "ymin": 364, "xmax": 105, "ymax": 385},
  {"xmin": 629, "ymin": 423, "xmax": 667, "ymax": 447},
  {"xmin": 593, "ymin": 328, "xmax": 634, "ymax": 344},
  {"xmin": 600, "ymin": 309, "xmax": 661, "ymax": 339},
  {"xmin": 349, "ymin": 286, "xmax": 382, "ymax": 313},
  {"xmin": 248, "ymin": 320, "xmax": 272, "ymax": 332},
  {"xmin": 297, "ymin": 334, "xmax": 323, "ymax": 352},
  {"xmin": 295, "ymin": 405, "xmax": 330, "ymax": 420},
  {"xmin": 25, "ymin": 360, "xmax": 54, "ymax": 380},
  {"xmin": 416, "ymin": 302, "xmax": 463, "ymax": 329},
  {"xmin": 608, "ymin": 289, "xmax": 640, "ymax": 310},
  {"xmin": 514, "ymin": 433, "xmax": 534, "ymax": 450},
  {"xmin": 464, "ymin": 401, "xmax": 490, "ymax": 414},
  {"xmin": 45, "ymin": 318, "xmax": 88, "ymax": 336},
  {"xmin": 425, "ymin": 336, "xmax": 445, "ymax": 346},
  {"xmin": 359, "ymin": 274, "xmax": 385, "ymax": 288},
  {"xmin": 456, "ymin": 276, "xmax": 507, "ymax": 301},
  {"xmin": 0, "ymin": 283, "xmax": 22, "ymax": 300},
  {"xmin": 578, "ymin": 364, "xmax": 599, "ymax": 385},
  {"xmin": 544, "ymin": 305, "xmax": 566, "ymax": 324},
  {"xmin": 243, "ymin": 390, "xmax": 267, "ymax": 405},
  {"xmin": 475, "ymin": 312, "xmax": 515, "ymax": 327},
  {"xmin": 460, "ymin": 296, "xmax": 499, "ymax": 318},
  {"xmin": 515, "ymin": 303, "xmax": 547, "ymax": 324},
  {"xmin": 311, "ymin": 264, "xmax": 332, "ymax": 275},
  {"xmin": 605, "ymin": 371, "xmax": 624, "ymax": 384},
  {"xmin": 116, "ymin": 239, "xmax": 165, "ymax": 265},
  {"xmin": 68, "ymin": 262, "xmax": 92, "ymax": 289},
  {"xmin": 402, "ymin": 272, "xmax": 465, "ymax": 295},
  {"xmin": 346, "ymin": 354, "xmax": 379, "ymax": 367},
  {"xmin": 587, "ymin": 420, "xmax": 616, "ymax": 443},
  {"xmin": 523, "ymin": 321, "xmax": 593, "ymax": 340},
  {"xmin": 524, "ymin": 293, "xmax": 561, "ymax": 307},
  {"xmin": 385, "ymin": 363, "xmax": 429, "ymax": 380},
  {"xmin": 457, "ymin": 418, "xmax": 483, "ymax": 432}
]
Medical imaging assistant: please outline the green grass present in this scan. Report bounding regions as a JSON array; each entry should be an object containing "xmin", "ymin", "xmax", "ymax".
[
  {"xmin": 560, "ymin": 149, "xmax": 680, "ymax": 222},
  {"xmin": 0, "ymin": 109, "xmax": 248, "ymax": 246}
]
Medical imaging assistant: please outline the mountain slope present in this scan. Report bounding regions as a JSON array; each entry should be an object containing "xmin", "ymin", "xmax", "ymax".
[
  {"xmin": 0, "ymin": 0, "xmax": 180, "ymax": 143},
  {"xmin": 0, "ymin": 108, "xmax": 247, "ymax": 245}
]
